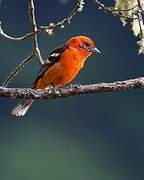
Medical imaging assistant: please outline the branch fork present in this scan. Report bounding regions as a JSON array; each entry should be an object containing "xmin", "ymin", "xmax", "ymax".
[
  {"xmin": 0, "ymin": 0, "xmax": 144, "ymax": 105},
  {"xmin": 1, "ymin": 0, "xmax": 85, "ymax": 88}
]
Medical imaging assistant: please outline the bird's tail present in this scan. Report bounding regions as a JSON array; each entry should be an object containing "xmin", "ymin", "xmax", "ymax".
[{"xmin": 11, "ymin": 99, "xmax": 34, "ymax": 117}]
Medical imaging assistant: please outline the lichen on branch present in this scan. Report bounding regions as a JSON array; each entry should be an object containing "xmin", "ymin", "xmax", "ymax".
[
  {"xmin": 94, "ymin": 0, "xmax": 144, "ymax": 54},
  {"xmin": 114, "ymin": 0, "xmax": 144, "ymax": 54}
]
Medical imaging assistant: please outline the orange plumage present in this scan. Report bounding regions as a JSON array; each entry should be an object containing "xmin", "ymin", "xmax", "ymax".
[{"xmin": 11, "ymin": 36, "xmax": 101, "ymax": 116}]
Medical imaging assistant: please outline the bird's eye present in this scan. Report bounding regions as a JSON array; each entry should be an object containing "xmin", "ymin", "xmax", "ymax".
[
  {"xmin": 79, "ymin": 42, "xmax": 91, "ymax": 50},
  {"xmin": 84, "ymin": 42, "xmax": 91, "ymax": 47}
]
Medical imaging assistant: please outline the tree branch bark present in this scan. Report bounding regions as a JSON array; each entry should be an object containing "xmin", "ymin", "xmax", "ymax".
[{"xmin": 1, "ymin": 77, "xmax": 144, "ymax": 100}]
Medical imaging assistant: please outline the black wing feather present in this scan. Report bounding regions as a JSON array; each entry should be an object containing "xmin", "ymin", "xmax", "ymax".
[{"xmin": 32, "ymin": 44, "xmax": 68, "ymax": 86}]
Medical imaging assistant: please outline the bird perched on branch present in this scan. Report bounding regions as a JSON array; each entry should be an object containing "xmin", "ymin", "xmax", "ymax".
[{"xmin": 11, "ymin": 36, "xmax": 101, "ymax": 117}]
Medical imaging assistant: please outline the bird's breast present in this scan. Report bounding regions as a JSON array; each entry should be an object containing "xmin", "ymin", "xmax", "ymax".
[
  {"xmin": 42, "ymin": 48, "xmax": 86, "ymax": 87},
  {"xmin": 60, "ymin": 48, "xmax": 85, "ymax": 71}
]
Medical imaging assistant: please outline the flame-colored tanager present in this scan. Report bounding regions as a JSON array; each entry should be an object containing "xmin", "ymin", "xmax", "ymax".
[{"xmin": 12, "ymin": 36, "xmax": 101, "ymax": 116}]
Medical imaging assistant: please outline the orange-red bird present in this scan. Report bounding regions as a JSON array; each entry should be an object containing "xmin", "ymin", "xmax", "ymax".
[{"xmin": 11, "ymin": 36, "xmax": 101, "ymax": 116}]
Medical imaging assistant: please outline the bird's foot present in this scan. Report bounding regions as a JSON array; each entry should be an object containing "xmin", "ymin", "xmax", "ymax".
[{"xmin": 62, "ymin": 83, "xmax": 82, "ymax": 91}]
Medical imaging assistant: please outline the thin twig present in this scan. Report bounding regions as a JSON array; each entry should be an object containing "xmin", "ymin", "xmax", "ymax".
[
  {"xmin": 93, "ymin": 0, "xmax": 139, "ymax": 20},
  {"xmin": 111, "ymin": 5, "xmax": 138, "ymax": 12},
  {"xmin": 40, "ymin": 0, "xmax": 84, "ymax": 34},
  {"xmin": 137, "ymin": 15, "xmax": 143, "ymax": 37},
  {"xmin": 94, "ymin": 0, "xmax": 137, "ymax": 12},
  {"xmin": 2, "ymin": 53, "xmax": 34, "ymax": 87},
  {"xmin": 0, "ymin": 77, "xmax": 144, "ymax": 100},
  {"xmin": 2, "ymin": 0, "xmax": 85, "ymax": 87},
  {"xmin": 136, "ymin": 0, "xmax": 144, "ymax": 38},
  {"xmin": 2, "ymin": 0, "xmax": 45, "ymax": 87},
  {"xmin": 28, "ymin": 0, "xmax": 44, "ymax": 65},
  {"xmin": 0, "ymin": 21, "xmax": 41, "ymax": 41},
  {"xmin": 0, "ymin": 0, "xmax": 84, "ymax": 41},
  {"xmin": 137, "ymin": 0, "xmax": 143, "ymax": 10}
]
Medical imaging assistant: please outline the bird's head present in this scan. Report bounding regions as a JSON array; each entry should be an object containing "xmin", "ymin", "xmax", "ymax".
[{"xmin": 66, "ymin": 36, "xmax": 101, "ymax": 58}]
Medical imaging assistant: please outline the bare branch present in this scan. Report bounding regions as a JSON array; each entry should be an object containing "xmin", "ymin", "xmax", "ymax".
[
  {"xmin": 136, "ymin": 0, "xmax": 144, "ymax": 38},
  {"xmin": 93, "ymin": 0, "xmax": 139, "ymax": 20},
  {"xmin": 40, "ymin": 0, "xmax": 85, "ymax": 35},
  {"xmin": 1, "ymin": 0, "xmax": 85, "ymax": 87},
  {"xmin": 0, "ymin": 21, "xmax": 41, "ymax": 41},
  {"xmin": 28, "ymin": 0, "xmax": 44, "ymax": 65},
  {"xmin": 2, "ymin": 53, "xmax": 34, "ymax": 87},
  {"xmin": 94, "ymin": 0, "xmax": 138, "ymax": 12},
  {"xmin": 1, "ymin": 77, "xmax": 144, "ymax": 100},
  {"xmin": 0, "ymin": 0, "xmax": 85, "ymax": 40},
  {"xmin": 137, "ymin": 0, "xmax": 143, "ymax": 10},
  {"xmin": 2, "ymin": 0, "xmax": 45, "ymax": 87}
]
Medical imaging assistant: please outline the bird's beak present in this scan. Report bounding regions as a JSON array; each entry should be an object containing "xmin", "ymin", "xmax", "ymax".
[{"xmin": 89, "ymin": 47, "xmax": 101, "ymax": 54}]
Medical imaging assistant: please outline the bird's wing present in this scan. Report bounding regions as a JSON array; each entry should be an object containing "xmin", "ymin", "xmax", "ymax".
[{"xmin": 32, "ymin": 44, "xmax": 68, "ymax": 86}]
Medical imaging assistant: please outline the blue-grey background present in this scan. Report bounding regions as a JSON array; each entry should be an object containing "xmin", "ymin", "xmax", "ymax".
[{"xmin": 0, "ymin": 0, "xmax": 144, "ymax": 180}]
